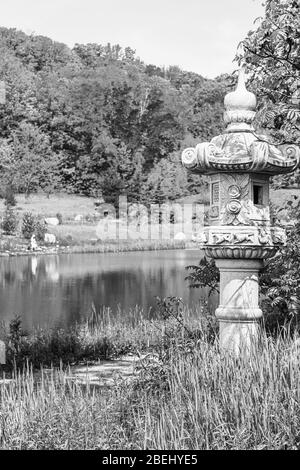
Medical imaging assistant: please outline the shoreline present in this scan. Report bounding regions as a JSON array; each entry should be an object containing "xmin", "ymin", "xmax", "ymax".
[{"xmin": 0, "ymin": 239, "xmax": 195, "ymax": 257}]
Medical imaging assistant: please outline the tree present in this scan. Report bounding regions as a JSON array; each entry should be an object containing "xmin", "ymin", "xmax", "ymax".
[
  {"xmin": 237, "ymin": 0, "xmax": 300, "ymax": 187},
  {"xmin": 0, "ymin": 26, "xmax": 229, "ymax": 202},
  {"xmin": 141, "ymin": 154, "xmax": 189, "ymax": 204},
  {"xmin": 9, "ymin": 123, "xmax": 61, "ymax": 197}
]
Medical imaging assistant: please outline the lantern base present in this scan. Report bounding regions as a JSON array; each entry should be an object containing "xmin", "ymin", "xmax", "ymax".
[
  {"xmin": 215, "ymin": 259, "xmax": 263, "ymax": 356},
  {"xmin": 217, "ymin": 318, "xmax": 262, "ymax": 356}
]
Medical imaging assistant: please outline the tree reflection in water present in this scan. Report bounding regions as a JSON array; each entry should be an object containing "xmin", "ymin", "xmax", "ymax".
[{"xmin": 0, "ymin": 250, "xmax": 218, "ymax": 332}]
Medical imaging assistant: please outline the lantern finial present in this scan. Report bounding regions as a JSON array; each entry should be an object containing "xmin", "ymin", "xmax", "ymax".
[{"xmin": 223, "ymin": 68, "xmax": 256, "ymax": 131}]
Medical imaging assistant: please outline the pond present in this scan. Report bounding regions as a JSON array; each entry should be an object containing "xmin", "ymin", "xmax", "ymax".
[{"xmin": 0, "ymin": 249, "xmax": 218, "ymax": 331}]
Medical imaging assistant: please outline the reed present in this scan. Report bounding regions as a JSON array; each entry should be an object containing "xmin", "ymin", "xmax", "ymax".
[
  {"xmin": 1, "ymin": 305, "xmax": 299, "ymax": 449},
  {"xmin": 1, "ymin": 302, "xmax": 210, "ymax": 371},
  {"xmin": 1, "ymin": 327, "xmax": 300, "ymax": 449},
  {"xmin": 114, "ymin": 330, "xmax": 300, "ymax": 450}
]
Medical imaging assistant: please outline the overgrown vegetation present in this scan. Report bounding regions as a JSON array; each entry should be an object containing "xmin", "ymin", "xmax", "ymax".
[
  {"xmin": 1, "ymin": 206, "xmax": 18, "ymax": 235},
  {"xmin": 1, "ymin": 304, "xmax": 300, "ymax": 450},
  {"xmin": 0, "ymin": 299, "xmax": 213, "ymax": 372}
]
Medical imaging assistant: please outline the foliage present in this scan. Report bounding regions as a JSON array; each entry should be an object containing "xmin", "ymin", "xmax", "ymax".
[
  {"xmin": 121, "ymin": 332, "xmax": 300, "ymax": 450},
  {"xmin": 4, "ymin": 186, "xmax": 17, "ymax": 207},
  {"xmin": 0, "ymin": 27, "xmax": 230, "ymax": 204},
  {"xmin": 20, "ymin": 211, "xmax": 47, "ymax": 241},
  {"xmin": 56, "ymin": 213, "xmax": 63, "ymax": 225},
  {"xmin": 21, "ymin": 211, "xmax": 36, "ymax": 239},
  {"xmin": 237, "ymin": 0, "xmax": 300, "ymax": 187},
  {"xmin": 34, "ymin": 218, "xmax": 47, "ymax": 242},
  {"xmin": 1, "ymin": 323, "xmax": 300, "ymax": 449},
  {"xmin": 1, "ymin": 300, "xmax": 210, "ymax": 372},
  {"xmin": 1, "ymin": 206, "xmax": 18, "ymax": 234},
  {"xmin": 186, "ymin": 256, "xmax": 220, "ymax": 295}
]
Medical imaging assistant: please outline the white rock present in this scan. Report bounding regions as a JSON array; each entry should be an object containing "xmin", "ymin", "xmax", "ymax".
[
  {"xmin": 45, "ymin": 217, "xmax": 59, "ymax": 226},
  {"xmin": 44, "ymin": 233, "xmax": 56, "ymax": 244},
  {"xmin": 174, "ymin": 232, "xmax": 186, "ymax": 241},
  {"xmin": 74, "ymin": 214, "xmax": 83, "ymax": 222}
]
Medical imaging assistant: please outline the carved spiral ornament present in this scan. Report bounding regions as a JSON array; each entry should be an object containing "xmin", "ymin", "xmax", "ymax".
[
  {"xmin": 226, "ymin": 200, "xmax": 241, "ymax": 215},
  {"xmin": 181, "ymin": 147, "xmax": 197, "ymax": 169},
  {"xmin": 228, "ymin": 185, "xmax": 241, "ymax": 198},
  {"xmin": 280, "ymin": 145, "xmax": 300, "ymax": 165}
]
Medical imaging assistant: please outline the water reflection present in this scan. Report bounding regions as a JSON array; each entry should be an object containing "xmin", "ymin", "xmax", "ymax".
[{"xmin": 0, "ymin": 250, "xmax": 218, "ymax": 331}]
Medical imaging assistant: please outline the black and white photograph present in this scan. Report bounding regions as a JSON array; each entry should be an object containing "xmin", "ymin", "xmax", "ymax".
[{"xmin": 0, "ymin": 0, "xmax": 300, "ymax": 453}]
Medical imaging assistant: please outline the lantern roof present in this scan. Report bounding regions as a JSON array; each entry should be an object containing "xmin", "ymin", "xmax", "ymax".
[{"xmin": 182, "ymin": 69, "xmax": 299, "ymax": 175}]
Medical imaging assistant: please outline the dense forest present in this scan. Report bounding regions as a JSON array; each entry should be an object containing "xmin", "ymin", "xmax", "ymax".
[{"xmin": 0, "ymin": 27, "xmax": 233, "ymax": 206}]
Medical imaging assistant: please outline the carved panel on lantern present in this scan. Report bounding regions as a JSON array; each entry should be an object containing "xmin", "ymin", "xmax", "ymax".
[
  {"xmin": 209, "ymin": 175, "xmax": 220, "ymax": 222},
  {"xmin": 209, "ymin": 173, "xmax": 270, "ymax": 226}
]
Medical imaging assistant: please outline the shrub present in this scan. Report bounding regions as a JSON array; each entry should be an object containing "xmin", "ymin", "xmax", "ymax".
[
  {"xmin": 56, "ymin": 213, "xmax": 63, "ymax": 225},
  {"xmin": 35, "ymin": 219, "xmax": 47, "ymax": 242},
  {"xmin": 22, "ymin": 212, "xmax": 36, "ymax": 239},
  {"xmin": 4, "ymin": 187, "xmax": 17, "ymax": 208},
  {"xmin": 1, "ymin": 207, "xmax": 19, "ymax": 235}
]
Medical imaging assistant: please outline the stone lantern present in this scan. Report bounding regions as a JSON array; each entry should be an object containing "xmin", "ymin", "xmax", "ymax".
[{"xmin": 182, "ymin": 69, "xmax": 300, "ymax": 355}]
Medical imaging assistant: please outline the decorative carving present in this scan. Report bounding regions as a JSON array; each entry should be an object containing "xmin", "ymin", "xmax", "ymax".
[
  {"xmin": 204, "ymin": 245, "xmax": 277, "ymax": 260},
  {"xmin": 228, "ymin": 185, "xmax": 241, "ymax": 198},
  {"xmin": 181, "ymin": 147, "xmax": 197, "ymax": 169},
  {"xmin": 209, "ymin": 206, "xmax": 219, "ymax": 219},
  {"xmin": 180, "ymin": 69, "xmax": 294, "ymax": 263},
  {"xmin": 211, "ymin": 231, "xmax": 254, "ymax": 245},
  {"xmin": 212, "ymin": 182, "xmax": 220, "ymax": 203},
  {"xmin": 272, "ymin": 227, "xmax": 286, "ymax": 245},
  {"xmin": 223, "ymin": 109, "xmax": 256, "ymax": 126},
  {"xmin": 205, "ymin": 226, "xmax": 285, "ymax": 252},
  {"xmin": 219, "ymin": 174, "xmax": 251, "ymax": 225},
  {"xmin": 233, "ymin": 233, "xmax": 254, "ymax": 244},
  {"xmin": 226, "ymin": 200, "xmax": 242, "ymax": 215},
  {"xmin": 182, "ymin": 133, "xmax": 299, "ymax": 175},
  {"xmin": 258, "ymin": 228, "xmax": 272, "ymax": 245},
  {"xmin": 196, "ymin": 232, "xmax": 208, "ymax": 244},
  {"xmin": 214, "ymin": 233, "xmax": 234, "ymax": 244}
]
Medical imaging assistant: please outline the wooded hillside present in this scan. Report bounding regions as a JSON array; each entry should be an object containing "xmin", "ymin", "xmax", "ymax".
[{"xmin": 0, "ymin": 27, "xmax": 232, "ymax": 205}]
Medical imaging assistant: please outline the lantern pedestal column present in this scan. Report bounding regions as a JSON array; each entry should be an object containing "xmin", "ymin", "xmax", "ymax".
[{"xmin": 215, "ymin": 259, "xmax": 263, "ymax": 355}]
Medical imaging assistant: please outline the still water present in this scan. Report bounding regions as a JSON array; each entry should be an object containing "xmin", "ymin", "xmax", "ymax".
[{"xmin": 0, "ymin": 249, "xmax": 217, "ymax": 331}]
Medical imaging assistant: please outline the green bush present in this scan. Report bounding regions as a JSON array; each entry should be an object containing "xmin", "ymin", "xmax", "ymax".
[
  {"xmin": 35, "ymin": 218, "xmax": 47, "ymax": 242},
  {"xmin": 22, "ymin": 212, "xmax": 36, "ymax": 239},
  {"xmin": 56, "ymin": 213, "xmax": 63, "ymax": 225},
  {"xmin": 4, "ymin": 187, "xmax": 17, "ymax": 208},
  {"xmin": 1, "ymin": 207, "xmax": 19, "ymax": 235}
]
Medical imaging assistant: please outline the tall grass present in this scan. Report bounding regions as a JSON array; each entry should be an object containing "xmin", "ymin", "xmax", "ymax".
[
  {"xmin": 115, "ymin": 330, "xmax": 300, "ymax": 450},
  {"xmin": 1, "ymin": 302, "xmax": 211, "ymax": 372},
  {"xmin": 1, "ymin": 328, "xmax": 300, "ymax": 449},
  {"xmin": 2, "ymin": 302, "xmax": 300, "ymax": 449},
  {"xmin": 0, "ymin": 367, "xmax": 127, "ymax": 449}
]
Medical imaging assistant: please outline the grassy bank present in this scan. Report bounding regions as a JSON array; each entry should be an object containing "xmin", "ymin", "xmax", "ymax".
[
  {"xmin": 1, "ymin": 301, "xmax": 213, "ymax": 372},
  {"xmin": 0, "ymin": 191, "xmax": 195, "ymax": 255},
  {"xmin": 0, "ymin": 236, "xmax": 188, "ymax": 257},
  {"xmin": 1, "ymin": 324, "xmax": 300, "ymax": 449}
]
